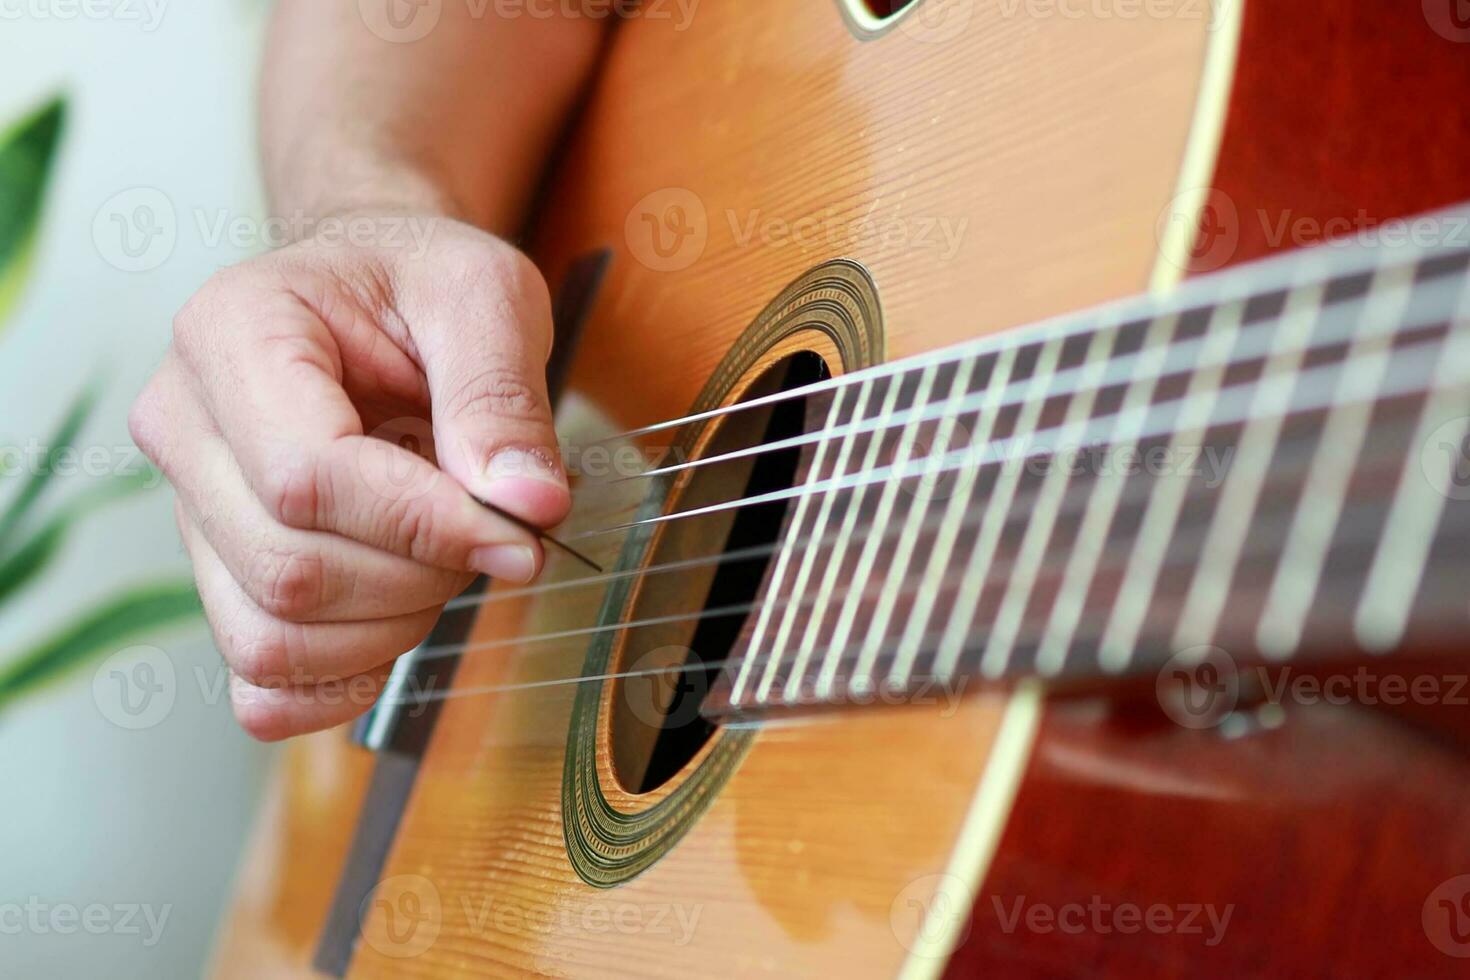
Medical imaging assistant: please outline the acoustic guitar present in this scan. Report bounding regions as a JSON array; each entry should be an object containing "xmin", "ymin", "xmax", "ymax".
[{"xmin": 212, "ymin": 2, "xmax": 1470, "ymax": 976}]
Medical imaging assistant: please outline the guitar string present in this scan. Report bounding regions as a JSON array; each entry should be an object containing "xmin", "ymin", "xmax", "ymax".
[
  {"xmin": 382, "ymin": 514, "xmax": 1402, "ymax": 708},
  {"xmin": 442, "ymin": 323, "xmax": 1459, "ymax": 615},
  {"xmin": 377, "ymin": 229, "xmax": 1470, "ymax": 707},
  {"xmin": 406, "ymin": 403, "xmax": 1423, "ymax": 667},
  {"xmin": 381, "ymin": 352, "xmax": 1456, "ymax": 696},
  {"xmin": 573, "ymin": 241, "xmax": 1463, "ymax": 452},
  {"xmin": 572, "ymin": 270, "xmax": 1462, "ymax": 491},
  {"xmin": 562, "ymin": 328, "xmax": 1462, "ymax": 544}
]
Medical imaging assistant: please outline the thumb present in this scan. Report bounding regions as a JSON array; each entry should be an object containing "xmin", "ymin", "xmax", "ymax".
[{"xmin": 410, "ymin": 255, "xmax": 571, "ymax": 529}]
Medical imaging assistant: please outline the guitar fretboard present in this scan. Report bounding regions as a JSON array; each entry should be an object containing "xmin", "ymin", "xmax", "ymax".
[{"xmin": 705, "ymin": 216, "xmax": 1470, "ymax": 717}]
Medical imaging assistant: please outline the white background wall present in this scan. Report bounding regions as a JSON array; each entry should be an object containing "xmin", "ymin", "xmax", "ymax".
[{"xmin": 1, "ymin": 4, "xmax": 277, "ymax": 977}]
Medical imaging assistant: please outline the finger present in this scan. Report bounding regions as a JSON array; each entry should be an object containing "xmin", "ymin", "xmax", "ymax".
[
  {"xmin": 165, "ymin": 267, "xmax": 545, "ymax": 579},
  {"xmin": 140, "ymin": 368, "xmax": 479, "ymax": 620},
  {"xmin": 179, "ymin": 509, "xmax": 441, "ymax": 686},
  {"xmin": 272, "ymin": 431, "xmax": 546, "ymax": 579},
  {"xmin": 402, "ymin": 247, "xmax": 572, "ymax": 528},
  {"xmin": 229, "ymin": 668, "xmax": 391, "ymax": 743},
  {"xmin": 169, "ymin": 264, "xmax": 367, "ymax": 473},
  {"xmin": 185, "ymin": 446, "xmax": 477, "ymax": 622}
]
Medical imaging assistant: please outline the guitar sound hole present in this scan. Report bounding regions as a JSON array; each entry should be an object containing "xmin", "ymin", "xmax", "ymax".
[
  {"xmin": 859, "ymin": 0, "xmax": 919, "ymax": 18},
  {"xmin": 609, "ymin": 351, "xmax": 830, "ymax": 794}
]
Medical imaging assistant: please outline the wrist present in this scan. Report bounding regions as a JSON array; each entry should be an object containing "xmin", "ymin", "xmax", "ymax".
[{"xmin": 265, "ymin": 147, "xmax": 473, "ymax": 242}]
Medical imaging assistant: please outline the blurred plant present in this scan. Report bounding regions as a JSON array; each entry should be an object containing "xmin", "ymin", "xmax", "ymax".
[
  {"xmin": 0, "ymin": 95, "xmax": 65, "ymax": 330},
  {"xmin": 0, "ymin": 95, "xmax": 202, "ymax": 714}
]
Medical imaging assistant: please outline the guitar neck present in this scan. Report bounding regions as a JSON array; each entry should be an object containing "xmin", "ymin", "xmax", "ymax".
[{"xmin": 706, "ymin": 215, "xmax": 1470, "ymax": 717}]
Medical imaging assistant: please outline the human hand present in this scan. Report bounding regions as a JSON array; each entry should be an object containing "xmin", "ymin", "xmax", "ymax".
[{"xmin": 130, "ymin": 217, "xmax": 570, "ymax": 740}]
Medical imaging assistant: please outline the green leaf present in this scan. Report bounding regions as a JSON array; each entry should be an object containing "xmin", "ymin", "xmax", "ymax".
[
  {"xmin": 0, "ymin": 94, "xmax": 67, "ymax": 328},
  {"xmin": 0, "ymin": 580, "xmax": 202, "ymax": 712},
  {"xmin": 0, "ymin": 382, "xmax": 99, "ymax": 544},
  {"xmin": 0, "ymin": 467, "xmax": 157, "ymax": 606}
]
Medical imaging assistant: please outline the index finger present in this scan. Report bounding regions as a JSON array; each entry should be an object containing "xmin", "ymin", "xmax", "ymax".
[{"xmin": 170, "ymin": 268, "xmax": 542, "ymax": 577}]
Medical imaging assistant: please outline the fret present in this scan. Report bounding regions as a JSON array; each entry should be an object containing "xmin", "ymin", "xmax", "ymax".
[
  {"xmin": 1170, "ymin": 274, "xmax": 1328, "ymax": 651},
  {"xmin": 1256, "ymin": 262, "xmax": 1416, "ymax": 656},
  {"xmin": 1354, "ymin": 275, "xmax": 1470, "ymax": 652},
  {"xmin": 704, "ymin": 223, "xmax": 1470, "ymax": 720},
  {"xmin": 934, "ymin": 335, "xmax": 1066, "ymax": 679},
  {"xmin": 977, "ymin": 324, "xmax": 1119, "ymax": 678},
  {"xmin": 689, "ymin": 271, "xmax": 1459, "ymax": 500},
  {"xmin": 831, "ymin": 363, "xmax": 943, "ymax": 693},
  {"xmin": 888, "ymin": 348, "xmax": 1018, "ymax": 687},
  {"xmin": 1033, "ymin": 314, "xmax": 1181, "ymax": 675},
  {"xmin": 1097, "ymin": 300, "xmax": 1247, "ymax": 671},
  {"xmin": 808, "ymin": 375, "xmax": 907, "ymax": 699},
  {"xmin": 842, "ymin": 360, "xmax": 973, "ymax": 696},
  {"xmin": 764, "ymin": 377, "xmax": 877, "ymax": 700},
  {"xmin": 730, "ymin": 380, "xmax": 855, "ymax": 704}
]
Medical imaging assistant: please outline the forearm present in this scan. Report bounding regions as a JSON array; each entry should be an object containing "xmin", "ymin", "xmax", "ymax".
[{"xmin": 260, "ymin": 0, "xmax": 604, "ymax": 236}]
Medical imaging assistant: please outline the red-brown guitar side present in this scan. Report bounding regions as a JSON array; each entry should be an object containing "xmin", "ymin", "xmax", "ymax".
[{"xmin": 950, "ymin": 5, "xmax": 1470, "ymax": 976}]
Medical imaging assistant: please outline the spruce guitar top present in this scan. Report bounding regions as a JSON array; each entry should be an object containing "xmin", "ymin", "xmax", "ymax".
[{"xmin": 212, "ymin": 3, "xmax": 1470, "ymax": 976}]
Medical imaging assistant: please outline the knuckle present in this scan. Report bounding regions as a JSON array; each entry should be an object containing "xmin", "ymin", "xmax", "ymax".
[
  {"xmin": 260, "ymin": 451, "xmax": 324, "ymax": 529},
  {"xmin": 127, "ymin": 384, "xmax": 165, "ymax": 460},
  {"xmin": 229, "ymin": 682, "xmax": 291, "ymax": 743},
  {"xmin": 244, "ymin": 548, "xmax": 327, "ymax": 622},
  {"xmin": 226, "ymin": 625, "xmax": 293, "ymax": 688},
  {"xmin": 171, "ymin": 265, "xmax": 254, "ymax": 359},
  {"xmin": 170, "ymin": 285, "xmax": 218, "ymax": 355},
  {"xmin": 444, "ymin": 366, "xmax": 546, "ymax": 426},
  {"xmin": 444, "ymin": 244, "xmax": 552, "ymax": 346},
  {"xmin": 491, "ymin": 248, "xmax": 552, "ymax": 313},
  {"xmin": 349, "ymin": 450, "xmax": 447, "ymax": 561},
  {"xmin": 391, "ymin": 496, "xmax": 440, "ymax": 564}
]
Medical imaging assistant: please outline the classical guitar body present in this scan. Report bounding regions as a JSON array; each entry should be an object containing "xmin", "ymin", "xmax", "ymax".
[{"xmin": 212, "ymin": 3, "xmax": 1470, "ymax": 977}]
